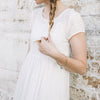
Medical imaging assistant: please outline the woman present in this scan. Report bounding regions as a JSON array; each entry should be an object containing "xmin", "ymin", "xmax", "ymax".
[{"xmin": 13, "ymin": 0, "xmax": 87, "ymax": 100}]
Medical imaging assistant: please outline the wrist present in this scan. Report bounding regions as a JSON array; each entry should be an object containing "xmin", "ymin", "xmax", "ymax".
[
  {"xmin": 51, "ymin": 50, "xmax": 61, "ymax": 60},
  {"xmin": 54, "ymin": 52, "xmax": 68, "ymax": 66}
]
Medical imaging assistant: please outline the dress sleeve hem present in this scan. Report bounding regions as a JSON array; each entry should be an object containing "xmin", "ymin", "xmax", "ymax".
[{"xmin": 68, "ymin": 30, "xmax": 85, "ymax": 42}]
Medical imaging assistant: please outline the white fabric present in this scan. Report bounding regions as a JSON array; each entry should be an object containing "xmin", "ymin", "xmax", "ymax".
[
  {"xmin": 13, "ymin": 6, "xmax": 85, "ymax": 100},
  {"xmin": 67, "ymin": 12, "xmax": 85, "ymax": 40}
]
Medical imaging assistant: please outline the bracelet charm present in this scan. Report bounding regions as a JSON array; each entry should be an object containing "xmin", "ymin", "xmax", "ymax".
[{"xmin": 60, "ymin": 66, "xmax": 63, "ymax": 69}]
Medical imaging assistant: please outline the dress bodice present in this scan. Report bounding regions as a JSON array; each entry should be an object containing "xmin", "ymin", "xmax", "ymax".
[{"xmin": 30, "ymin": 6, "xmax": 85, "ymax": 57}]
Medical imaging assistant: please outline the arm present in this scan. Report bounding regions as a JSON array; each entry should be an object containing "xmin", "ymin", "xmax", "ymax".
[{"xmin": 52, "ymin": 32, "xmax": 87, "ymax": 75}]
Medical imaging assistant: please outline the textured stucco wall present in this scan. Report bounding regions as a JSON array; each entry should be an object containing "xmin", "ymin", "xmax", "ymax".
[{"xmin": 0, "ymin": 0, "xmax": 100, "ymax": 100}]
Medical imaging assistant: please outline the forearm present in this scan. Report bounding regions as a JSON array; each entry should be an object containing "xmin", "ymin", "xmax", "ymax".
[{"xmin": 51, "ymin": 51, "xmax": 86, "ymax": 75}]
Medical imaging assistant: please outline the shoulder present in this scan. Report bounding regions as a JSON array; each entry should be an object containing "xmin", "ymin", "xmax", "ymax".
[
  {"xmin": 68, "ymin": 8, "xmax": 79, "ymax": 14},
  {"xmin": 32, "ymin": 7, "xmax": 40, "ymax": 14},
  {"xmin": 31, "ymin": 6, "xmax": 42, "ymax": 17},
  {"xmin": 66, "ymin": 8, "xmax": 84, "ymax": 25},
  {"xmin": 68, "ymin": 8, "xmax": 83, "ymax": 20},
  {"xmin": 32, "ymin": 6, "xmax": 43, "ymax": 14}
]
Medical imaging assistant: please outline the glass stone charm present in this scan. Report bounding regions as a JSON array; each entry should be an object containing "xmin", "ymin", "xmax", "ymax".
[{"xmin": 60, "ymin": 66, "xmax": 63, "ymax": 69}]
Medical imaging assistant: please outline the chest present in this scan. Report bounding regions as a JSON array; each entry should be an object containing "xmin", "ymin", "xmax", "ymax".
[
  {"xmin": 31, "ymin": 18, "xmax": 71, "ymax": 56},
  {"xmin": 31, "ymin": 19, "xmax": 69, "ymax": 44}
]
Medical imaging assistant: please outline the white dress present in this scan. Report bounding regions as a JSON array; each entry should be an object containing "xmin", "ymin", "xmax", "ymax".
[{"xmin": 13, "ymin": 6, "xmax": 85, "ymax": 100}]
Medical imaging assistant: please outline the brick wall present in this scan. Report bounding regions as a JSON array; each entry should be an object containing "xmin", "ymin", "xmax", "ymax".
[{"xmin": 0, "ymin": 0, "xmax": 100, "ymax": 100}]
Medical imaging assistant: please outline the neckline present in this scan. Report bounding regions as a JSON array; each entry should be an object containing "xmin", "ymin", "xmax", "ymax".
[{"xmin": 40, "ymin": 6, "xmax": 71, "ymax": 22}]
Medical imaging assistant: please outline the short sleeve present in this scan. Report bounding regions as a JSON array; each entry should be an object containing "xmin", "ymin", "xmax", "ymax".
[{"xmin": 67, "ymin": 13, "xmax": 85, "ymax": 41}]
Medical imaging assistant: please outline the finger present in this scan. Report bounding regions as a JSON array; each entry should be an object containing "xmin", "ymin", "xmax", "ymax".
[
  {"xmin": 43, "ymin": 37, "xmax": 48, "ymax": 40},
  {"xmin": 41, "ymin": 37, "xmax": 46, "ymax": 43},
  {"xmin": 48, "ymin": 33, "xmax": 52, "ymax": 42},
  {"xmin": 41, "ymin": 37, "xmax": 44, "ymax": 42}
]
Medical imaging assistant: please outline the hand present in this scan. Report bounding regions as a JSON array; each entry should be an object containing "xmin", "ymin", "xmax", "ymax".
[{"xmin": 38, "ymin": 33, "xmax": 60, "ymax": 58}]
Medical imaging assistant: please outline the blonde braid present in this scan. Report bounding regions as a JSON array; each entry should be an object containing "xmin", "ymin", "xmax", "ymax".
[
  {"xmin": 35, "ymin": 0, "xmax": 57, "ymax": 43},
  {"xmin": 49, "ymin": 0, "xmax": 57, "ymax": 34}
]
